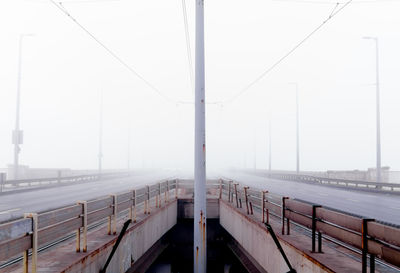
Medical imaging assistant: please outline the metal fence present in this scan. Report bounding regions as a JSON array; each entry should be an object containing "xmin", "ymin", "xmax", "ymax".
[
  {"xmin": 0, "ymin": 179, "xmax": 177, "ymax": 273},
  {"xmin": 219, "ymin": 178, "xmax": 400, "ymax": 272},
  {"xmin": 247, "ymin": 170, "xmax": 400, "ymax": 194},
  {"xmin": 0, "ymin": 172, "xmax": 133, "ymax": 193}
]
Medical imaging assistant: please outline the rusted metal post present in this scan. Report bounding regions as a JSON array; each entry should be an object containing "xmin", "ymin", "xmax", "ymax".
[
  {"xmin": 165, "ymin": 180, "xmax": 168, "ymax": 203},
  {"xmin": 261, "ymin": 191, "xmax": 267, "ymax": 223},
  {"xmin": 147, "ymin": 185, "xmax": 151, "ymax": 214},
  {"xmin": 24, "ymin": 213, "xmax": 38, "ymax": 273},
  {"xmin": 133, "ymin": 190, "xmax": 137, "ymax": 223},
  {"xmin": 362, "ymin": 218, "xmax": 374, "ymax": 273},
  {"xmin": 311, "ymin": 205, "xmax": 321, "ymax": 252},
  {"xmin": 244, "ymin": 186, "xmax": 250, "ymax": 214},
  {"xmin": 282, "ymin": 197, "xmax": 288, "ymax": 235},
  {"xmin": 234, "ymin": 183, "xmax": 239, "ymax": 208},
  {"xmin": 77, "ymin": 201, "xmax": 88, "ymax": 252}
]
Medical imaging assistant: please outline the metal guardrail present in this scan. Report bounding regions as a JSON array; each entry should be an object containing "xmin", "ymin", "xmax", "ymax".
[
  {"xmin": 1, "ymin": 177, "xmax": 399, "ymax": 273},
  {"xmin": 248, "ymin": 170, "xmax": 400, "ymax": 194},
  {"xmin": 0, "ymin": 179, "xmax": 177, "ymax": 273},
  {"xmin": 0, "ymin": 172, "xmax": 133, "ymax": 193},
  {"xmin": 219, "ymin": 178, "xmax": 400, "ymax": 272}
]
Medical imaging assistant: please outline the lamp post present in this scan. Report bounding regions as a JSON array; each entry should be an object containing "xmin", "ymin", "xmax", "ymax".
[
  {"xmin": 289, "ymin": 83, "xmax": 300, "ymax": 174},
  {"xmin": 194, "ymin": 0, "xmax": 206, "ymax": 272},
  {"xmin": 13, "ymin": 33, "xmax": 34, "ymax": 180},
  {"xmin": 363, "ymin": 36, "xmax": 381, "ymax": 183}
]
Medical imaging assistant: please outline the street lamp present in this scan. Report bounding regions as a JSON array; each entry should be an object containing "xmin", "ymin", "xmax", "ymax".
[
  {"xmin": 363, "ymin": 36, "xmax": 381, "ymax": 183},
  {"xmin": 13, "ymin": 33, "xmax": 34, "ymax": 180},
  {"xmin": 289, "ymin": 82, "xmax": 300, "ymax": 174}
]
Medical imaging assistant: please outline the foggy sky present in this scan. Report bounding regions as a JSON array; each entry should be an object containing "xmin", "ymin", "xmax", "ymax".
[{"xmin": 0, "ymin": 0, "xmax": 399, "ymax": 172}]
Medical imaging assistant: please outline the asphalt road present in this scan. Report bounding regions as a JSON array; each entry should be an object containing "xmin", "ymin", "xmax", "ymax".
[
  {"xmin": 222, "ymin": 171, "xmax": 400, "ymax": 226},
  {"xmin": 0, "ymin": 170, "xmax": 177, "ymax": 223}
]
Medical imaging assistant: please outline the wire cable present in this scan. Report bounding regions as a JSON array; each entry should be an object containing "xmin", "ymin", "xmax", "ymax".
[
  {"xmin": 181, "ymin": 0, "xmax": 194, "ymax": 94},
  {"xmin": 222, "ymin": 0, "xmax": 353, "ymax": 103},
  {"xmin": 50, "ymin": 0, "xmax": 176, "ymax": 103}
]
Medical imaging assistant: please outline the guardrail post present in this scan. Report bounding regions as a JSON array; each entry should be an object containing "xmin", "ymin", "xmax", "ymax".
[
  {"xmin": 24, "ymin": 213, "xmax": 38, "ymax": 273},
  {"xmin": 0, "ymin": 173, "xmax": 5, "ymax": 193},
  {"xmin": 282, "ymin": 197, "xmax": 289, "ymax": 235},
  {"xmin": 261, "ymin": 190, "xmax": 268, "ymax": 223},
  {"xmin": 147, "ymin": 185, "xmax": 151, "ymax": 214},
  {"xmin": 362, "ymin": 218, "xmax": 374, "ymax": 273},
  {"xmin": 158, "ymin": 182, "xmax": 162, "ymax": 208},
  {"xmin": 228, "ymin": 181, "xmax": 232, "ymax": 202},
  {"xmin": 165, "ymin": 180, "xmax": 168, "ymax": 203},
  {"xmin": 133, "ymin": 190, "xmax": 137, "ymax": 223},
  {"xmin": 108, "ymin": 195, "xmax": 118, "ymax": 235},
  {"xmin": 244, "ymin": 186, "xmax": 249, "ymax": 214},
  {"xmin": 219, "ymin": 179, "xmax": 222, "ymax": 199},
  {"xmin": 234, "ymin": 183, "xmax": 239, "ymax": 208},
  {"xmin": 311, "ymin": 205, "xmax": 321, "ymax": 253},
  {"xmin": 175, "ymin": 179, "xmax": 178, "ymax": 199},
  {"xmin": 77, "ymin": 201, "xmax": 88, "ymax": 252}
]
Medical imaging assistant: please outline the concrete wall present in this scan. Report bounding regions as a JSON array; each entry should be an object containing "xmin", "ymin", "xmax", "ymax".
[
  {"xmin": 64, "ymin": 201, "xmax": 177, "ymax": 273},
  {"xmin": 219, "ymin": 201, "xmax": 330, "ymax": 273}
]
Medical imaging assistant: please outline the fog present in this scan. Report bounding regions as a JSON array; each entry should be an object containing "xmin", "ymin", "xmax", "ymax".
[{"xmin": 0, "ymin": 0, "xmax": 399, "ymax": 173}]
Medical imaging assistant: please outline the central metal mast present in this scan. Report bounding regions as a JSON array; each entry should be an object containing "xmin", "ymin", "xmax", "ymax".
[{"xmin": 194, "ymin": 0, "xmax": 206, "ymax": 272}]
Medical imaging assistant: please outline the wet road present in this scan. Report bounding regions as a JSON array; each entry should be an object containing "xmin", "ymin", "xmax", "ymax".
[
  {"xmin": 0, "ymin": 170, "xmax": 177, "ymax": 223},
  {"xmin": 222, "ymin": 171, "xmax": 400, "ymax": 226}
]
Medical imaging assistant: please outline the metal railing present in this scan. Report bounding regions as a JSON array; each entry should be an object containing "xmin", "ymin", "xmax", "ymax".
[
  {"xmin": 0, "ymin": 179, "xmax": 177, "ymax": 273},
  {"xmin": 219, "ymin": 178, "xmax": 400, "ymax": 272},
  {"xmin": 0, "ymin": 171, "xmax": 133, "ymax": 193},
  {"xmin": 246, "ymin": 170, "xmax": 400, "ymax": 194}
]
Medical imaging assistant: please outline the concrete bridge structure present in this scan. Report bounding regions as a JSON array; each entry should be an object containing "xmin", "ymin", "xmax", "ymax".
[{"xmin": 1, "ymin": 177, "xmax": 400, "ymax": 273}]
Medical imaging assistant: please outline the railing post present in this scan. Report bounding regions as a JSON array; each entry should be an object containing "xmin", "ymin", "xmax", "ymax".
[
  {"xmin": 24, "ymin": 213, "xmax": 38, "ymax": 273},
  {"xmin": 244, "ymin": 186, "xmax": 249, "ymax": 214},
  {"xmin": 219, "ymin": 179, "xmax": 222, "ymax": 200},
  {"xmin": 261, "ymin": 190, "xmax": 267, "ymax": 223},
  {"xmin": 109, "ymin": 195, "xmax": 118, "ymax": 235},
  {"xmin": 228, "ymin": 181, "xmax": 232, "ymax": 203},
  {"xmin": 232, "ymin": 183, "xmax": 238, "ymax": 208},
  {"xmin": 311, "ymin": 205, "xmax": 321, "ymax": 252},
  {"xmin": 265, "ymin": 191, "xmax": 269, "ymax": 224},
  {"xmin": 165, "ymin": 180, "xmax": 168, "ymax": 203},
  {"xmin": 175, "ymin": 179, "xmax": 178, "ymax": 199},
  {"xmin": 133, "ymin": 190, "xmax": 137, "ymax": 223},
  {"xmin": 282, "ymin": 197, "xmax": 288, "ymax": 235},
  {"xmin": 362, "ymin": 218, "xmax": 374, "ymax": 273},
  {"xmin": 77, "ymin": 201, "xmax": 88, "ymax": 252},
  {"xmin": 147, "ymin": 185, "xmax": 151, "ymax": 214},
  {"xmin": 159, "ymin": 182, "xmax": 162, "ymax": 208},
  {"xmin": 0, "ymin": 173, "xmax": 5, "ymax": 193}
]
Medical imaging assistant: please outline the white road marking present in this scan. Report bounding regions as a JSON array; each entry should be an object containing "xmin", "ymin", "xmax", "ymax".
[{"xmin": 0, "ymin": 208, "xmax": 21, "ymax": 215}]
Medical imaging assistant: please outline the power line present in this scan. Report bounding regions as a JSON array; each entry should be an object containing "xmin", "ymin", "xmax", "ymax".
[
  {"xmin": 181, "ymin": 0, "xmax": 194, "ymax": 94},
  {"xmin": 222, "ymin": 0, "xmax": 353, "ymax": 103},
  {"xmin": 50, "ymin": 0, "xmax": 176, "ymax": 103}
]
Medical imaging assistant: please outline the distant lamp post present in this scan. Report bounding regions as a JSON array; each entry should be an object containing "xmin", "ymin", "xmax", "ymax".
[
  {"xmin": 289, "ymin": 82, "xmax": 300, "ymax": 174},
  {"xmin": 363, "ymin": 36, "xmax": 381, "ymax": 183},
  {"xmin": 13, "ymin": 33, "xmax": 34, "ymax": 180}
]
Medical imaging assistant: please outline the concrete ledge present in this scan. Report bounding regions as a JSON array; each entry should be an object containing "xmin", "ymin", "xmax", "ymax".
[
  {"xmin": 6, "ymin": 200, "xmax": 177, "ymax": 273},
  {"xmin": 220, "ymin": 200, "xmax": 368, "ymax": 273}
]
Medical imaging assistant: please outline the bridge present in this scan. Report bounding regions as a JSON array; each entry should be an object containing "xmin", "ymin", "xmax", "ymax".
[
  {"xmin": 0, "ymin": 171, "xmax": 399, "ymax": 273},
  {"xmin": 2, "ymin": 0, "xmax": 400, "ymax": 272}
]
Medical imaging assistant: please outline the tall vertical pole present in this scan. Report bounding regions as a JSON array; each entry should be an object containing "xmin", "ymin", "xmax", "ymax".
[
  {"xmin": 194, "ymin": 0, "xmax": 206, "ymax": 272},
  {"xmin": 375, "ymin": 38, "xmax": 381, "ymax": 183},
  {"xmin": 13, "ymin": 35, "xmax": 24, "ymax": 180},
  {"xmin": 296, "ymin": 84, "xmax": 300, "ymax": 174},
  {"xmin": 268, "ymin": 120, "xmax": 272, "ymax": 172},
  {"xmin": 363, "ymin": 37, "xmax": 381, "ymax": 183},
  {"xmin": 98, "ymin": 90, "xmax": 103, "ymax": 176}
]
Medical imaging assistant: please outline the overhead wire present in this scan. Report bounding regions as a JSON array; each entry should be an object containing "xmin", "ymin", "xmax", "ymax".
[
  {"xmin": 181, "ymin": 0, "xmax": 194, "ymax": 94},
  {"xmin": 50, "ymin": 0, "xmax": 177, "ymax": 104},
  {"xmin": 221, "ymin": 0, "xmax": 354, "ymax": 103}
]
